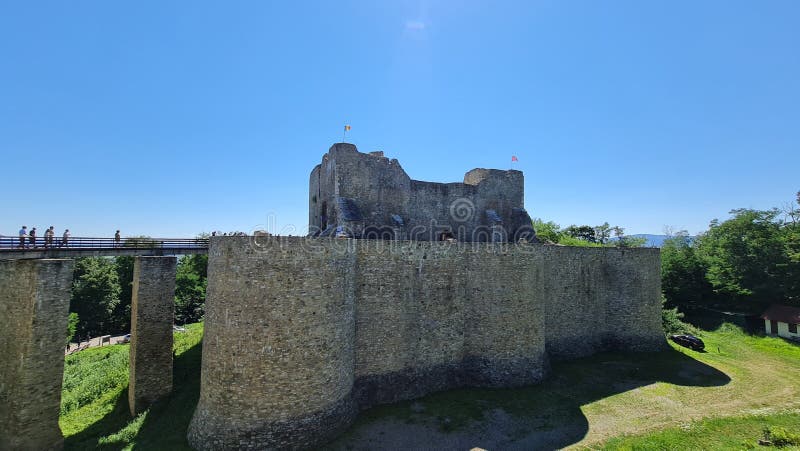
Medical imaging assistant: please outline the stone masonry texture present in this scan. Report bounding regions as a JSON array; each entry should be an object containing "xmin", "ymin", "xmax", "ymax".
[
  {"xmin": 0, "ymin": 259, "xmax": 74, "ymax": 451},
  {"xmin": 308, "ymin": 144, "xmax": 535, "ymax": 242},
  {"xmin": 129, "ymin": 256, "xmax": 176, "ymax": 416},
  {"xmin": 188, "ymin": 237, "xmax": 664, "ymax": 450}
]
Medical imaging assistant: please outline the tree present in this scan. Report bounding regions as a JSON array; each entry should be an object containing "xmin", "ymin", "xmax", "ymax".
[
  {"xmin": 174, "ymin": 253, "xmax": 208, "ymax": 324},
  {"xmin": 594, "ymin": 222, "xmax": 612, "ymax": 244},
  {"xmin": 564, "ymin": 225, "xmax": 597, "ymax": 243},
  {"xmin": 66, "ymin": 312, "xmax": 79, "ymax": 346},
  {"xmin": 70, "ymin": 257, "xmax": 122, "ymax": 338},
  {"xmin": 532, "ymin": 219, "xmax": 562, "ymax": 243},
  {"xmin": 113, "ymin": 256, "xmax": 134, "ymax": 333},
  {"xmin": 660, "ymin": 231, "xmax": 711, "ymax": 310},
  {"xmin": 695, "ymin": 208, "xmax": 791, "ymax": 310}
]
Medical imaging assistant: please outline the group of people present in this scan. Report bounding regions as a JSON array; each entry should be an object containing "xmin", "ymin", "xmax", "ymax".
[
  {"xmin": 17, "ymin": 225, "xmax": 70, "ymax": 248},
  {"xmin": 13, "ymin": 227, "xmax": 123, "ymax": 249}
]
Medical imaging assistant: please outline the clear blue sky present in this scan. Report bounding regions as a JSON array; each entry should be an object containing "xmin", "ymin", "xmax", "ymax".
[{"xmin": 2, "ymin": 1, "xmax": 798, "ymax": 238}]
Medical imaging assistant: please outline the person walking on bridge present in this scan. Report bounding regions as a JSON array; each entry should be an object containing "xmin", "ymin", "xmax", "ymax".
[
  {"xmin": 61, "ymin": 229, "xmax": 70, "ymax": 247},
  {"xmin": 29, "ymin": 227, "xmax": 37, "ymax": 248},
  {"xmin": 18, "ymin": 226, "xmax": 27, "ymax": 248},
  {"xmin": 45, "ymin": 226, "xmax": 55, "ymax": 248},
  {"xmin": 114, "ymin": 230, "xmax": 121, "ymax": 247}
]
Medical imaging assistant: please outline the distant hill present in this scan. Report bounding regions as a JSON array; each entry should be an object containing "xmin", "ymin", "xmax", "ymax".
[{"xmin": 623, "ymin": 234, "xmax": 695, "ymax": 248}]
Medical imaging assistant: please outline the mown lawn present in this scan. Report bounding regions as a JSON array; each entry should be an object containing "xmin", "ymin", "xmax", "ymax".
[
  {"xmin": 600, "ymin": 411, "xmax": 800, "ymax": 450},
  {"xmin": 60, "ymin": 323, "xmax": 203, "ymax": 450},
  {"xmin": 59, "ymin": 322, "xmax": 800, "ymax": 450},
  {"xmin": 326, "ymin": 324, "xmax": 800, "ymax": 449}
]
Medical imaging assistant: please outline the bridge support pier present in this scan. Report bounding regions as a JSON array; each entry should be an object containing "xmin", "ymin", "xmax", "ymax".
[
  {"xmin": 129, "ymin": 256, "xmax": 177, "ymax": 416},
  {"xmin": 0, "ymin": 259, "xmax": 74, "ymax": 451}
]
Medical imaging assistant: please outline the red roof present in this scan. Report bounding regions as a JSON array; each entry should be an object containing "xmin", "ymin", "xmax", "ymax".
[{"xmin": 761, "ymin": 304, "xmax": 800, "ymax": 325}]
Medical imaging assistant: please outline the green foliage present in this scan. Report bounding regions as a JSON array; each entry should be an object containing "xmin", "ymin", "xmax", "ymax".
[
  {"xmin": 594, "ymin": 222, "xmax": 612, "ymax": 244},
  {"xmin": 660, "ymin": 192, "xmax": 800, "ymax": 312},
  {"xmin": 531, "ymin": 219, "xmax": 644, "ymax": 248},
  {"xmin": 616, "ymin": 235, "xmax": 647, "ymax": 248},
  {"xmin": 532, "ymin": 219, "xmax": 561, "ymax": 243},
  {"xmin": 696, "ymin": 207, "xmax": 798, "ymax": 309},
  {"xmin": 557, "ymin": 235, "xmax": 606, "ymax": 247},
  {"xmin": 69, "ymin": 234, "xmax": 210, "ymax": 337},
  {"xmin": 61, "ymin": 346, "xmax": 129, "ymax": 417},
  {"xmin": 114, "ymin": 255, "xmax": 134, "ymax": 333},
  {"xmin": 661, "ymin": 302, "xmax": 700, "ymax": 335},
  {"xmin": 763, "ymin": 425, "xmax": 800, "ymax": 447},
  {"xmin": 70, "ymin": 257, "xmax": 122, "ymax": 338},
  {"xmin": 175, "ymin": 254, "xmax": 208, "ymax": 324},
  {"xmin": 60, "ymin": 323, "xmax": 204, "ymax": 449},
  {"xmin": 601, "ymin": 412, "xmax": 800, "ymax": 450},
  {"xmin": 66, "ymin": 312, "xmax": 79, "ymax": 346},
  {"xmin": 564, "ymin": 224, "xmax": 597, "ymax": 243},
  {"xmin": 660, "ymin": 232, "xmax": 712, "ymax": 310}
]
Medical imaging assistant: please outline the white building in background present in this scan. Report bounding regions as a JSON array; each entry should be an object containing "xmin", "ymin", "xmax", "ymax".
[{"xmin": 761, "ymin": 304, "xmax": 800, "ymax": 340}]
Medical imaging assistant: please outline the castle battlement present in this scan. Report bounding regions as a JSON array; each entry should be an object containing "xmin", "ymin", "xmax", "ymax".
[{"xmin": 309, "ymin": 144, "xmax": 535, "ymax": 242}]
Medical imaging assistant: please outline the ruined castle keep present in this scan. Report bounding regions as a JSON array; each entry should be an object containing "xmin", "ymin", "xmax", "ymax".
[
  {"xmin": 186, "ymin": 145, "xmax": 665, "ymax": 450},
  {"xmin": 309, "ymin": 143, "xmax": 536, "ymax": 242}
]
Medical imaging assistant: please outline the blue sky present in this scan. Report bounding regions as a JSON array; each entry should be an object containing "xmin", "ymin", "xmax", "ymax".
[{"xmin": 1, "ymin": 1, "xmax": 798, "ymax": 238}]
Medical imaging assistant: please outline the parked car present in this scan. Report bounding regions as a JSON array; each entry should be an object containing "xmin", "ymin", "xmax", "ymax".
[
  {"xmin": 121, "ymin": 334, "xmax": 131, "ymax": 344},
  {"xmin": 669, "ymin": 334, "xmax": 705, "ymax": 351}
]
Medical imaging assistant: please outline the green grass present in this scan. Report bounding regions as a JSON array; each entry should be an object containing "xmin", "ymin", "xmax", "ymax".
[
  {"xmin": 59, "ymin": 321, "xmax": 800, "ymax": 449},
  {"xmin": 600, "ymin": 411, "xmax": 800, "ymax": 450},
  {"xmin": 60, "ymin": 323, "xmax": 203, "ymax": 450},
  {"xmin": 328, "ymin": 323, "xmax": 800, "ymax": 449}
]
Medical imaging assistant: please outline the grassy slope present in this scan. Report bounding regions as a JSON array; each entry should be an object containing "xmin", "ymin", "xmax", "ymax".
[
  {"xmin": 59, "ymin": 323, "xmax": 800, "ymax": 449},
  {"xmin": 60, "ymin": 323, "xmax": 203, "ymax": 450},
  {"xmin": 600, "ymin": 411, "xmax": 800, "ymax": 450},
  {"xmin": 327, "ymin": 324, "xmax": 800, "ymax": 449}
]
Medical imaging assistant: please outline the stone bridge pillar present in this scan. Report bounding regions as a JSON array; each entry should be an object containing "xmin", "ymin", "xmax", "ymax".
[
  {"xmin": 0, "ymin": 259, "xmax": 74, "ymax": 451},
  {"xmin": 128, "ymin": 256, "xmax": 176, "ymax": 416}
]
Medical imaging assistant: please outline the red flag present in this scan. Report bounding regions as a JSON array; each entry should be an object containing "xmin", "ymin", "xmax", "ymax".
[{"xmin": 511, "ymin": 155, "xmax": 518, "ymax": 162}]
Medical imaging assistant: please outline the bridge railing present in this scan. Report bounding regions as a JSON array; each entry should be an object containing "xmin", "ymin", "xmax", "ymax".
[{"xmin": 0, "ymin": 236, "xmax": 209, "ymax": 251}]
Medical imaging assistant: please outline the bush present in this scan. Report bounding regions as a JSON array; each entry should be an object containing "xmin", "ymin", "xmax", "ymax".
[
  {"xmin": 763, "ymin": 426, "xmax": 800, "ymax": 447},
  {"xmin": 662, "ymin": 297, "xmax": 700, "ymax": 335}
]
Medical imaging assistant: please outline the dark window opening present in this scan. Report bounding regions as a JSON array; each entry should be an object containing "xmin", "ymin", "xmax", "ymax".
[{"xmin": 789, "ymin": 323, "xmax": 798, "ymax": 334}]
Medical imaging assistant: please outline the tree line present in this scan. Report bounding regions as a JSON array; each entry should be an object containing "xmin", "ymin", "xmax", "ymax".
[
  {"xmin": 68, "ymin": 252, "xmax": 207, "ymax": 341},
  {"xmin": 532, "ymin": 219, "xmax": 647, "ymax": 247},
  {"xmin": 661, "ymin": 192, "xmax": 800, "ymax": 314}
]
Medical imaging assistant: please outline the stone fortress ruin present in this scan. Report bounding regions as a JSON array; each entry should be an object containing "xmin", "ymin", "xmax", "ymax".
[
  {"xmin": 0, "ymin": 143, "xmax": 664, "ymax": 451},
  {"xmin": 186, "ymin": 144, "xmax": 665, "ymax": 449},
  {"xmin": 309, "ymin": 143, "xmax": 537, "ymax": 242}
]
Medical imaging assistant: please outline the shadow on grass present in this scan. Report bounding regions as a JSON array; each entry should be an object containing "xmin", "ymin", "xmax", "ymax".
[
  {"xmin": 326, "ymin": 347, "xmax": 730, "ymax": 451},
  {"xmin": 63, "ymin": 389, "xmax": 132, "ymax": 450},
  {"xmin": 63, "ymin": 339, "xmax": 203, "ymax": 451},
  {"xmin": 131, "ymin": 339, "xmax": 202, "ymax": 450}
]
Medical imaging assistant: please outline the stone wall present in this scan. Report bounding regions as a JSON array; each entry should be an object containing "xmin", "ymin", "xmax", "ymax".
[
  {"xmin": 189, "ymin": 237, "xmax": 664, "ymax": 450},
  {"xmin": 538, "ymin": 246, "xmax": 663, "ymax": 359},
  {"xmin": 0, "ymin": 259, "xmax": 74, "ymax": 451},
  {"xmin": 187, "ymin": 238, "xmax": 358, "ymax": 450}
]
